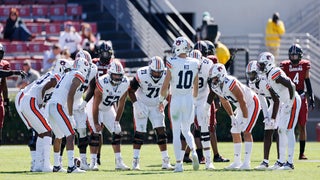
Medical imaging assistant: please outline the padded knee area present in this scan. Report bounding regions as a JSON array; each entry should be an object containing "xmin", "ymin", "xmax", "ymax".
[
  {"xmin": 111, "ymin": 133, "xmax": 122, "ymax": 145},
  {"xmin": 133, "ymin": 132, "xmax": 145, "ymax": 145},
  {"xmin": 194, "ymin": 129, "xmax": 201, "ymax": 138},
  {"xmin": 78, "ymin": 136, "xmax": 89, "ymax": 153},
  {"xmin": 89, "ymin": 133, "xmax": 101, "ymax": 147},
  {"xmin": 157, "ymin": 133, "xmax": 167, "ymax": 145}
]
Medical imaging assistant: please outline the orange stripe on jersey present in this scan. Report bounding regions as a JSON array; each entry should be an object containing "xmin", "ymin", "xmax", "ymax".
[
  {"xmin": 96, "ymin": 80, "xmax": 103, "ymax": 93},
  {"xmin": 245, "ymin": 95, "xmax": 259, "ymax": 132},
  {"xmin": 75, "ymin": 73, "xmax": 85, "ymax": 83},
  {"xmin": 266, "ymin": 84, "xmax": 270, "ymax": 90},
  {"xmin": 166, "ymin": 61, "xmax": 172, "ymax": 69},
  {"xmin": 18, "ymin": 92, "xmax": 24, "ymax": 106},
  {"xmin": 271, "ymin": 71, "xmax": 281, "ymax": 80},
  {"xmin": 30, "ymin": 97, "xmax": 51, "ymax": 131},
  {"xmin": 229, "ymin": 80, "xmax": 236, "ymax": 91},
  {"xmin": 57, "ymin": 103, "xmax": 75, "ymax": 135},
  {"xmin": 54, "ymin": 74, "xmax": 61, "ymax": 81},
  {"xmin": 287, "ymin": 98, "xmax": 297, "ymax": 129}
]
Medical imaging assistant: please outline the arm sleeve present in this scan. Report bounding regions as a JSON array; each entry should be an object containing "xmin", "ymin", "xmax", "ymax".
[{"xmin": 0, "ymin": 70, "xmax": 14, "ymax": 78}]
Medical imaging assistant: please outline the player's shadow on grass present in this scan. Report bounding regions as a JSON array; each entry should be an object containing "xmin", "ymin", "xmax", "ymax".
[{"xmin": 0, "ymin": 171, "xmax": 32, "ymax": 174}]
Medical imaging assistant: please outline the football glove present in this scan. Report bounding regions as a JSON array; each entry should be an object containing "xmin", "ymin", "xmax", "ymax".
[
  {"xmin": 114, "ymin": 121, "xmax": 122, "ymax": 134},
  {"xmin": 76, "ymin": 101, "xmax": 87, "ymax": 111},
  {"xmin": 309, "ymin": 96, "xmax": 315, "ymax": 110}
]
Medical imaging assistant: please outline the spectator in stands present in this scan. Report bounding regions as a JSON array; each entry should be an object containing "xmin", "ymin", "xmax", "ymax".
[
  {"xmin": 42, "ymin": 43, "xmax": 62, "ymax": 73},
  {"xmin": 59, "ymin": 21, "xmax": 82, "ymax": 60},
  {"xmin": 16, "ymin": 60, "xmax": 40, "ymax": 89},
  {"xmin": 196, "ymin": 11, "xmax": 218, "ymax": 43},
  {"xmin": 3, "ymin": 8, "xmax": 34, "ymax": 41},
  {"xmin": 265, "ymin": 12, "xmax": 286, "ymax": 60},
  {"xmin": 80, "ymin": 22, "xmax": 96, "ymax": 56}
]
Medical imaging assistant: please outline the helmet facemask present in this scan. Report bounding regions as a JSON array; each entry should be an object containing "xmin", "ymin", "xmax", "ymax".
[
  {"xmin": 150, "ymin": 68, "xmax": 164, "ymax": 82},
  {"xmin": 246, "ymin": 71, "xmax": 259, "ymax": 84},
  {"xmin": 110, "ymin": 73, "xmax": 123, "ymax": 85}
]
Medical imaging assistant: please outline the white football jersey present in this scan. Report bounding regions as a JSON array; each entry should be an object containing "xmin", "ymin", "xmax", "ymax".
[
  {"xmin": 166, "ymin": 56, "xmax": 199, "ymax": 95},
  {"xmin": 49, "ymin": 70, "xmax": 85, "ymax": 106},
  {"xmin": 96, "ymin": 73, "xmax": 129, "ymax": 110},
  {"xmin": 248, "ymin": 75, "xmax": 272, "ymax": 99},
  {"xmin": 74, "ymin": 63, "xmax": 98, "ymax": 105},
  {"xmin": 197, "ymin": 57, "xmax": 213, "ymax": 101},
  {"xmin": 266, "ymin": 67, "xmax": 292, "ymax": 103},
  {"xmin": 135, "ymin": 66, "xmax": 166, "ymax": 106},
  {"xmin": 210, "ymin": 75, "xmax": 257, "ymax": 108},
  {"xmin": 24, "ymin": 71, "xmax": 60, "ymax": 105}
]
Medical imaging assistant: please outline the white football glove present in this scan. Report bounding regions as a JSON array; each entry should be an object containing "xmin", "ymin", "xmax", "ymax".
[
  {"xmin": 69, "ymin": 115, "xmax": 76, "ymax": 128},
  {"xmin": 76, "ymin": 101, "xmax": 87, "ymax": 111},
  {"xmin": 133, "ymin": 101, "xmax": 147, "ymax": 119},
  {"xmin": 230, "ymin": 115, "xmax": 237, "ymax": 127},
  {"xmin": 264, "ymin": 118, "xmax": 276, "ymax": 129},
  {"xmin": 162, "ymin": 99, "xmax": 168, "ymax": 108},
  {"xmin": 114, "ymin": 121, "xmax": 122, "ymax": 134}
]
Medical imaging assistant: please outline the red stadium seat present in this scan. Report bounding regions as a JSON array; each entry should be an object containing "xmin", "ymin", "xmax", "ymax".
[
  {"xmin": 2, "ymin": 42, "xmax": 28, "ymax": 55},
  {"xmin": 32, "ymin": 5, "xmax": 49, "ymax": 17},
  {"xmin": 17, "ymin": 6, "xmax": 31, "ymax": 17},
  {"xmin": 88, "ymin": 22, "xmax": 97, "ymax": 34},
  {"xmin": 0, "ymin": 6, "xmax": 11, "ymax": 21},
  {"xmin": 26, "ymin": 23, "xmax": 43, "ymax": 35},
  {"xmin": 67, "ymin": 4, "xmax": 82, "ymax": 17},
  {"xmin": 15, "ymin": 55, "xmax": 32, "ymax": 61},
  {"xmin": 28, "ymin": 42, "xmax": 49, "ymax": 54},
  {"xmin": 44, "ymin": 23, "xmax": 61, "ymax": 35},
  {"xmin": 9, "ymin": 60, "xmax": 24, "ymax": 70},
  {"xmin": 49, "ymin": 4, "xmax": 65, "ymax": 16}
]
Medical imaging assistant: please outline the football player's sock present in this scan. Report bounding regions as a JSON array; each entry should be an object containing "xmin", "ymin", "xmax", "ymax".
[
  {"xmin": 35, "ymin": 138, "xmax": 44, "ymax": 169},
  {"xmin": 133, "ymin": 149, "xmax": 140, "ymax": 159},
  {"xmin": 115, "ymin": 152, "xmax": 121, "ymax": 159},
  {"xmin": 234, "ymin": 143, "xmax": 242, "ymax": 164},
  {"xmin": 54, "ymin": 152, "xmax": 61, "ymax": 166},
  {"xmin": 244, "ymin": 141, "xmax": 252, "ymax": 164},
  {"xmin": 278, "ymin": 129, "xmax": 287, "ymax": 163},
  {"xmin": 300, "ymin": 140, "xmax": 306, "ymax": 155},
  {"xmin": 90, "ymin": 153, "xmax": 97, "ymax": 164},
  {"xmin": 204, "ymin": 149, "xmax": 211, "ymax": 161},
  {"xmin": 43, "ymin": 136, "xmax": 52, "ymax": 168},
  {"xmin": 161, "ymin": 150, "xmax": 169, "ymax": 159},
  {"xmin": 287, "ymin": 129, "xmax": 296, "ymax": 164},
  {"xmin": 67, "ymin": 150, "xmax": 75, "ymax": 167},
  {"xmin": 80, "ymin": 153, "xmax": 86, "ymax": 162}
]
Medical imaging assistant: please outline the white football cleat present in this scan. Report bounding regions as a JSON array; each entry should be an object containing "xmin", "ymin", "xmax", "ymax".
[
  {"xmin": 162, "ymin": 157, "xmax": 174, "ymax": 170},
  {"xmin": 80, "ymin": 160, "xmax": 90, "ymax": 170},
  {"xmin": 42, "ymin": 165, "xmax": 53, "ymax": 172},
  {"xmin": 205, "ymin": 160, "xmax": 215, "ymax": 170},
  {"xmin": 115, "ymin": 157, "xmax": 130, "ymax": 170},
  {"xmin": 254, "ymin": 161, "xmax": 269, "ymax": 170},
  {"xmin": 191, "ymin": 151, "xmax": 199, "ymax": 170},
  {"xmin": 224, "ymin": 162, "xmax": 241, "ymax": 170},
  {"xmin": 173, "ymin": 163, "xmax": 183, "ymax": 172},
  {"xmin": 132, "ymin": 158, "xmax": 140, "ymax": 170},
  {"xmin": 239, "ymin": 162, "xmax": 251, "ymax": 170},
  {"xmin": 89, "ymin": 161, "xmax": 99, "ymax": 171},
  {"xmin": 53, "ymin": 165, "xmax": 67, "ymax": 172},
  {"xmin": 67, "ymin": 166, "xmax": 86, "ymax": 173},
  {"xmin": 268, "ymin": 161, "xmax": 284, "ymax": 170}
]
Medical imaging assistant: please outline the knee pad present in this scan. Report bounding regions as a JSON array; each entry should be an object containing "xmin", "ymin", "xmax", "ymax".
[
  {"xmin": 28, "ymin": 130, "xmax": 38, "ymax": 150},
  {"xmin": 194, "ymin": 129, "xmax": 201, "ymax": 138},
  {"xmin": 89, "ymin": 133, "xmax": 101, "ymax": 147},
  {"xmin": 112, "ymin": 133, "xmax": 122, "ymax": 145},
  {"xmin": 201, "ymin": 132, "xmax": 210, "ymax": 141},
  {"xmin": 78, "ymin": 136, "xmax": 89, "ymax": 152},
  {"xmin": 157, "ymin": 133, "xmax": 167, "ymax": 145},
  {"xmin": 133, "ymin": 132, "xmax": 145, "ymax": 145}
]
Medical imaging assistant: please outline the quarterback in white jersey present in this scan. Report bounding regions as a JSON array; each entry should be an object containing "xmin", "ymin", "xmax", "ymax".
[
  {"xmin": 46, "ymin": 57, "xmax": 89, "ymax": 173},
  {"xmin": 246, "ymin": 60, "xmax": 281, "ymax": 170},
  {"xmin": 189, "ymin": 49, "xmax": 214, "ymax": 170},
  {"xmin": 86, "ymin": 60, "xmax": 130, "ymax": 170},
  {"xmin": 258, "ymin": 52, "xmax": 301, "ymax": 170},
  {"xmin": 128, "ymin": 56, "xmax": 173, "ymax": 170},
  {"xmin": 159, "ymin": 36, "xmax": 200, "ymax": 172},
  {"xmin": 207, "ymin": 63, "xmax": 260, "ymax": 170}
]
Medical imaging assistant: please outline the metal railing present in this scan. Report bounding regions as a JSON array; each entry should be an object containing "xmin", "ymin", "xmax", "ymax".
[
  {"xmin": 101, "ymin": 0, "xmax": 170, "ymax": 58},
  {"xmin": 221, "ymin": 33, "xmax": 320, "ymax": 99}
]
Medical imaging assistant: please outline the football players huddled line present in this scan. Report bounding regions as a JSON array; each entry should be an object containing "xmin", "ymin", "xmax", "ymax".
[{"xmin": 14, "ymin": 37, "xmax": 307, "ymax": 173}]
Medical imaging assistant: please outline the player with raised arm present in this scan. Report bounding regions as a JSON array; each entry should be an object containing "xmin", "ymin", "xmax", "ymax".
[
  {"xmin": 207, "ymin": 63, "xmax": 260, "ymax": 170},
  {"xmin": 258, "ymin": 52, "xmax": 301, "ymax": 170},
  {"xmin": 159, "ymin": 36, "xmax": 200, "ymax": 172},
  {"xmin": 128, "ymin": 56, "xmax": 173, "ymax": 170},
  {"xmin": 280, "ymin": 44, "xmax": 314, "ymax": 160},
  {"xmin": 245, "ymin": 60, "xmax": 280, "ymax": 170},
  {"xmin": 86, "ymin": 60, "xmax": 130, "ymax": 170},
  {"xmin": 46, "ymin": 57, "xmax": 90, "ymax": 173}
]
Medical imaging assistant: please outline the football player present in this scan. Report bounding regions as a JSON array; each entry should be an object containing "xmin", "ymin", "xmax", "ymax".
[
  {"xmin": 46, "ymin": 57, "xmax": 90, "ymax": 173},
  {"xmin": 128, "ymin": 56, "xmax": 173, "ymax": 170},
  {"xmin": 207, "ymin": 63, "xmax": 260, "ymax": 170},
  {"xmin": 245, "ymin": 60, "xmax": 280, "ymax": 170},
  {"xmin": 86, "ymin": 60, "xmax": 130, "ymax": 170},
  {"xmin": 159, "ymin": 36, "xmax": 200, "ymax": 172},
  {"xmin": 258, "ymin": 52, "xmax": 301, "ymax": 170},
  {"xmin": 280, "ymin": 44, "xmax": 314, "ymax": 160}
]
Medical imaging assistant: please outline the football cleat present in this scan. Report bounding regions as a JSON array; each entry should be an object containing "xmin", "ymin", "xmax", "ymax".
[
  {"xmin": 254, "ymin": 161, "xmax": 269, "ymax": 170},
  {"xmin": 268, "ymin": 161, "xmax": 284, "ymax": 170},
  {"xmin": 132, "ymin": 158, "xmax": 140, "ymax": 170},
  {"xmin": 173, "ymin": 163, "xmax": 183, "ymax": 173},
  {"xmin": 162, "ymin": 157, "xmax": 174, "ymax": 170},
  {"xmin": 205, "ymin": 160, "xmax": 215, "ymax": 170},
  {"xmin": 213, "ymin": 155, "xmax": 230, "ymax": 162},
  {"xmin": 224, "ymin": 162, "xmax": 241, "ymax": 170},
  {"xmin": 239, "ymin": 162, "xmax": 251, "ymax": 170},
  {"xmin": 89, "ymin": 161, "xmax": 99, "ymax": 171},
  {"xmin": 115, "ymin": 157, "xmax": 130, "ymax": 170},
  {"xmin": 278, "ymin": 161, "xmax": 294, "ymax": 170},
  {"xmin": 183, "ymin": 156, "xmax": 192, "ymax": 163},
  {"xmin": 80, "ymin": 160, "xmax": 90, "ymax": 170},
  {"xmin": 53, "ymin": 165, "xmax": 67, "ymax": 172},
  {"xmin": 42, "ymin": 165, "xmax": 53, "ymax": 172},
  {"xmin": 299, "ymin": 154, "xmax": 308, "ymax": 160},
  {"xmin": 191, "ymin": 151, "xmax": 199, "ymax": 170},
  {"xmin": 67, "ymin": 166, "xmax": 86, "ymax": 173}
]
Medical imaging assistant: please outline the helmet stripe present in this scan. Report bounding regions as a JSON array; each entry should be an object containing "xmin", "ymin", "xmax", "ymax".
[{"xmin": 156, "ymin": 59, "xmax": 160, "ymax": 70}]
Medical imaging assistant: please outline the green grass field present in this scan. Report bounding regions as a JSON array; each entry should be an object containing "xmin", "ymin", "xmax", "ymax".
[{"xmin": 0, "ymin": 142, "xmax": 320, "ymax": 180}]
